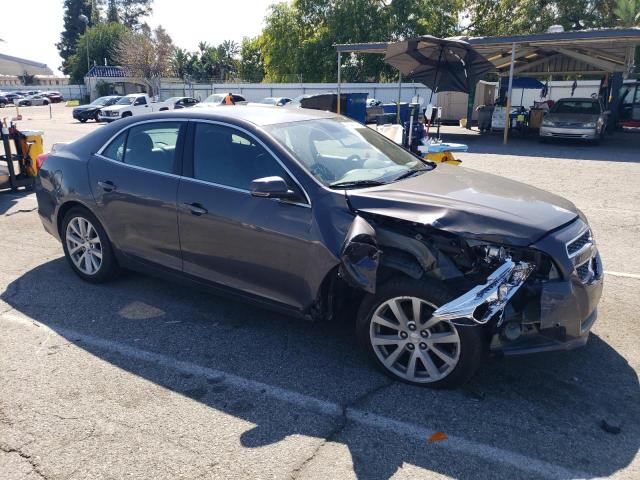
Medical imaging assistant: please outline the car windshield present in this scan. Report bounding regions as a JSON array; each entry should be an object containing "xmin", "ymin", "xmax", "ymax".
[
  {"xmin": 116, "ymin": 97, "xmax": 136, "ymax": 105},
  {"xmin": 264, "ymin": 117, "xmax": 432, "ymax": 187},
  {"xmin": 91, "ymin": 97, "xmax": 111, "ymax": 106},
  {"xmin": 551, "ymin": 101, "xmax": 600, "ymax": 115},
  {"xmin": 203, "ymin": 94, "xmax": 225, "ymax": 103}
]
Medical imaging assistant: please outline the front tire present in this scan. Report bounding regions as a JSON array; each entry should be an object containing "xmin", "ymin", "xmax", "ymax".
[
  {"xmin": 357, "ymin": 277, "xmax": 485, "ymax": 388},
  {"xmin": 61, "ymin": 207, "xmax": 119, "ymax": 283}
]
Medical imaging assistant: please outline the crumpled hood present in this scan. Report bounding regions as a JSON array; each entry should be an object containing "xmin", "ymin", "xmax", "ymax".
[{"xmin": 346, "ymin": 164, "xmax": 578, "ymax": 246}]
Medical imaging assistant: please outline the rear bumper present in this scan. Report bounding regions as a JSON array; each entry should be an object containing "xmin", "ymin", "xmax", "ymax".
[{"xmin": 540, "ymin": 126, "xmax": 598, "ymax": 139}]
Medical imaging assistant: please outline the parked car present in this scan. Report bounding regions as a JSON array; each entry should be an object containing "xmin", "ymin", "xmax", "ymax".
[
  {"xmin": 0, "ymin": 95, "xmax": 7, "ymax": 108},
  {"xmin": 157, "ymin": 96, "xmax": 199, "ymax": 110},
  {"xmin": 42, "ymin": 91, "xmax": 64, "ymax": 103},
  {"xmin": 98, "ymin": 93, "xmax": 155, "ymax": 122},
  {"xmin": 540, "ymin": 97, "xmax": 609, "ymax": 143},
  {"xmin": 16, "ymin": 94, "xmax": 50, "ymax": 106},
  {"xmin": 4, "ymin": 92, "xmax": 24, "ymax": 102},
  {"xmin": 35, "ymin": 106, "xmax": 603, "ymax": 388},
  {"xmin": 73, "ymin": 96, "xmax": 122, "ymax": 123},
  {"xmin": 258, "ymin": 97, "xmax": 292, "ymax": 106},
  {"xmin": 195, "ymin": 93, "xmax": 248, "ymax": 107},
  {"xmin": 286, "ymin": 94, "xmax": 313, "ymax": 108},
  {"xmin": 98, "ymin": 93, "xmax": 199, "ymax": 122}
]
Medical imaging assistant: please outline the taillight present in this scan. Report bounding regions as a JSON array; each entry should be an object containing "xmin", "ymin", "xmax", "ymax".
[{"xmin": 36, "ymin": 152, "xmax": 49, "ymax": 170}]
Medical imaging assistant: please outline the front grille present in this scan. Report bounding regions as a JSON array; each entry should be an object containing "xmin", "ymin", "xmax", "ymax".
[
  {"xmin": 576, "ymin": 261, "xmax": 591, "ymax": 282},
  {"xmin": 567, "ymin": 229, "xmax": 592, "ymax": 257},
  {"xmin": 576, "ymin": 256, "xmax": 599, "ymax": 283}
]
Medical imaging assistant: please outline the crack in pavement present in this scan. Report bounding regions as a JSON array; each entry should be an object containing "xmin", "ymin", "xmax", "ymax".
[
  {"xmin": 0, "ymin": 444, "xmax": 48, "ymax": 479},
  {"xmin": 3, "ymin": 207, "xmax": 38, "ymax": 217},
  {"xmin": 289, "ymin": 380, "xmax": 395, "ymax": 479}
]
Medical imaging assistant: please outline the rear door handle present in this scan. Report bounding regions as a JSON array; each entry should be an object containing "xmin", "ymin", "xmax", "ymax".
[
  {"xmin": 182, "ymin": 202, "xmax": 208, "ymax": 216},
  {"xmin": 98, "ymin": 180, "xmax": 116, "ymax": 192}
]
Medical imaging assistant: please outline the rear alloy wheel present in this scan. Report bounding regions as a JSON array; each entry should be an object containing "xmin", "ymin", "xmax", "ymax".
[
  {"xmin": 62, "ymin": 208, "xmax": 119, "ymax": 283},
  {"xmin": 357, "ymin": 278, "xmax": 484, "ymax": 388}
]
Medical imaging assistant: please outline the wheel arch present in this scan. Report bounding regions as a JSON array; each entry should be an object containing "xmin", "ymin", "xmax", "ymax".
[{"xmin": 56, "ymin": 200, "xmax": 98, "ymax": 237}]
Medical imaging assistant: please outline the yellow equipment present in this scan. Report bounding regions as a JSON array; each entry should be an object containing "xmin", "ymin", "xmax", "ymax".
[
  {"xmin": 425, "ymin": 150, "xmax": 463, "ymax": 165},
  {"xmin": 18, "ymin": 130, "xmax": 44, "ymax": 177}
]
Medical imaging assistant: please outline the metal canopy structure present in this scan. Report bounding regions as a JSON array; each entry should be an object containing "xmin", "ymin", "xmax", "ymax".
[
  {"xmin": 335, "ymin": 28, "xmax": 640, "ymax": 142},
  {"xmin": 465, "ymin": 28, "xmax": 640, "ymax": 77}
]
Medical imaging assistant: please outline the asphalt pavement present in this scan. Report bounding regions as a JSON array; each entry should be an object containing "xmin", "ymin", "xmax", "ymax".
[{"xmin": 1, "ymin": 104, "xmax": 639, "ymax": 479}]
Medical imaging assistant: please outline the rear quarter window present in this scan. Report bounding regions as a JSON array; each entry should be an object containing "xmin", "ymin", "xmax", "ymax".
[{"xmin": 101, "ymin": 131, "xmax": 127, "ymax": 161}]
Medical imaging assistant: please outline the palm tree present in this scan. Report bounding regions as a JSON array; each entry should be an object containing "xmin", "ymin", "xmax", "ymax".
[
  {"xmin": 614, "ymin": 0, "xmax": 640, "ymax": 27},
  {"xmin": 171, "ymin": 48, "xmax": 190, "ymax": 79}
]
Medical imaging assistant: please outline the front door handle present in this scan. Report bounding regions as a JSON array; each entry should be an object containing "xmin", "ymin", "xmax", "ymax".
[
  {"xmin": 182, "ymin": 202, "xmax": 208, "ymax": 216},
  {"xmin": 98, "ymin": 180, "xmax": 116, "ymax": 192}
]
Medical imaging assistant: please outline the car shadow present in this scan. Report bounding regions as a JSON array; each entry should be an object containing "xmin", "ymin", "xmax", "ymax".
[
  {"xmin": 2, "ymin": 258, "xmax": 639, "ymax": 479},
  {"xmin": 440, "ymin": 129, "xmax": 640, "ymax": 163}
]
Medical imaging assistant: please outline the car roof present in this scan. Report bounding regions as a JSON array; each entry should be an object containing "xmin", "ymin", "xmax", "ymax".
[{"xmin": 139, "ymin": 105, "xmax": 340, "ymax": 126}]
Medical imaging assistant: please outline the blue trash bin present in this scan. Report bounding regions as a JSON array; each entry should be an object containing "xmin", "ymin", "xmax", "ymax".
[
  {"xmin": 343, "ymin": 93, "xmax": 367, "ymax": 124},
  {"xmin": 382, "ymin": 103, "xmax": 409, "ymax": 123}
]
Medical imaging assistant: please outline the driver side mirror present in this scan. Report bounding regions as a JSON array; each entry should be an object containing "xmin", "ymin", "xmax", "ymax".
[{"xmin": 250, "ymin": 176, "xmax": 298, "ymax": 200}]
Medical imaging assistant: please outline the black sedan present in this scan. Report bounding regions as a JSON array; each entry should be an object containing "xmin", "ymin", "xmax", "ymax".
[
  {"xmin": 35, "ymin": 107, "xmax": 603, "ymax": 387},
  {"xmin": 73, "ymin": 96, "xmax": 121, "ymax": 123}
]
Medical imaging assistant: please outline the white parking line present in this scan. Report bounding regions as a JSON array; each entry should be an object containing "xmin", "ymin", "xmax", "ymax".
[
  {"xmin": 2, "ymin": 311, "xmax": 589, "ymax": 480},
  {"xmin": 605, "ymin": 271, "xmax": 640, "ymax": 280}
]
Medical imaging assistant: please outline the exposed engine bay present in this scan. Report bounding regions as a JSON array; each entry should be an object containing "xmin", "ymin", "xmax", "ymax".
[{"xmin": 336, "ymin": 213, "xmax": 601, "ymax": 355}]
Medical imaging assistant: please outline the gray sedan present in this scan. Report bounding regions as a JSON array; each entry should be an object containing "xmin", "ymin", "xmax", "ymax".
[
  {"xmin": 539, "ymin": 97, "xmax": 608, "ymax": 142},
  {"xmin": 15, "ymin": 94, "xmax": 51, "ymax": 107},
  {"xmin": 35, "ymin": 106, "xmax": 603, "ymax": 388}
]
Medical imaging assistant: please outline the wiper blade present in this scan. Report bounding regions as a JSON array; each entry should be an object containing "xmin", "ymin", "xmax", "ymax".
[
  {"xmin": 392, "ymin": 167, "xmax": 430, "ymax": 182},
  {"xmin": 329, "ymin": 179, "xmax": 387, "ymax": 189}
]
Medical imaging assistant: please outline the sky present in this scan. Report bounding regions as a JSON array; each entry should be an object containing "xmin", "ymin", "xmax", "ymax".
[{"xmin": 0, "ymin": 0, "xmax": 275, "ymax": 76}]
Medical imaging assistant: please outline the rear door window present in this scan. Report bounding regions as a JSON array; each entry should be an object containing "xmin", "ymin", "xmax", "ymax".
[{"xmin": 122, "ymin": 122, "xmax": 183, "ymax": 174}]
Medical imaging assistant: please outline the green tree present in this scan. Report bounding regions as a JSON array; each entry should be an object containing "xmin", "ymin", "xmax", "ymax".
[
  {"xmin": 464, "ymin": 0, "xmax": 619, "ymax": 36},
  {"xmin": 119, "ymin": 0, "xmax": 153, "ymax": 29},
  {"xmin": 170, "ymin": 47, "xmax": 190, "ymax": 79},
  {"xmin": 68, "ymin": 22, "xmax": 130, "ymax": 82},
  {"xmin": 260, "ymin": 3, "xmax": 306, "ymax": 82},
  {"xmin": 57, "ymin": 0, "xmax": 97, "ymax": 75},
  {"xmin": 614, "ymin": 0, "xmax": 640, "ymax": 26},
  {"xmin": 107, "ymin": 0, "xmax": 119, "ymax": 22},
  {"xmin": 260, "ymin": 0, "xmax": 464, "ymax": 82},
  {"xmin": 239, "ymin": 36, "xmax": 265, "ymax": 82}
]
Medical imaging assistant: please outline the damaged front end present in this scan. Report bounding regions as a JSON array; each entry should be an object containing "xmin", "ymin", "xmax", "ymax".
[
  {"xmin": 338, "ymin": 213, "xmax": 603, "ymax": 355},
  {"xmin": 432, "ymin": 259, "xmax": 533, "ymax": 326}
]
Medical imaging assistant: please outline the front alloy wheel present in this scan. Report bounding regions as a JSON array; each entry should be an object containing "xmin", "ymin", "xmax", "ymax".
[
  {"xmin": 369, "ymin": 297, "xmax": 461, "ymax": 383},
  {"xmin": 357, "ymin": 277, "xmax": 484, "ymax": 388},
  {"xmin": 65, "ymin": 216, "xmax": 103, "ymax": 275}
]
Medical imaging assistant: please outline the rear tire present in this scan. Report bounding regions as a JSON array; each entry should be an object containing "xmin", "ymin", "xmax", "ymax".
[
  {"xmin": 61, "ymin": 207, "xmax": 120, "ymax": 283},
  {"xmin": 357, "ymin": 277, "xmax": 485, "ymax": 388},
  {"xmin": 79, "ymin": 118, "xmax": 87, "ymax": 123}
]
